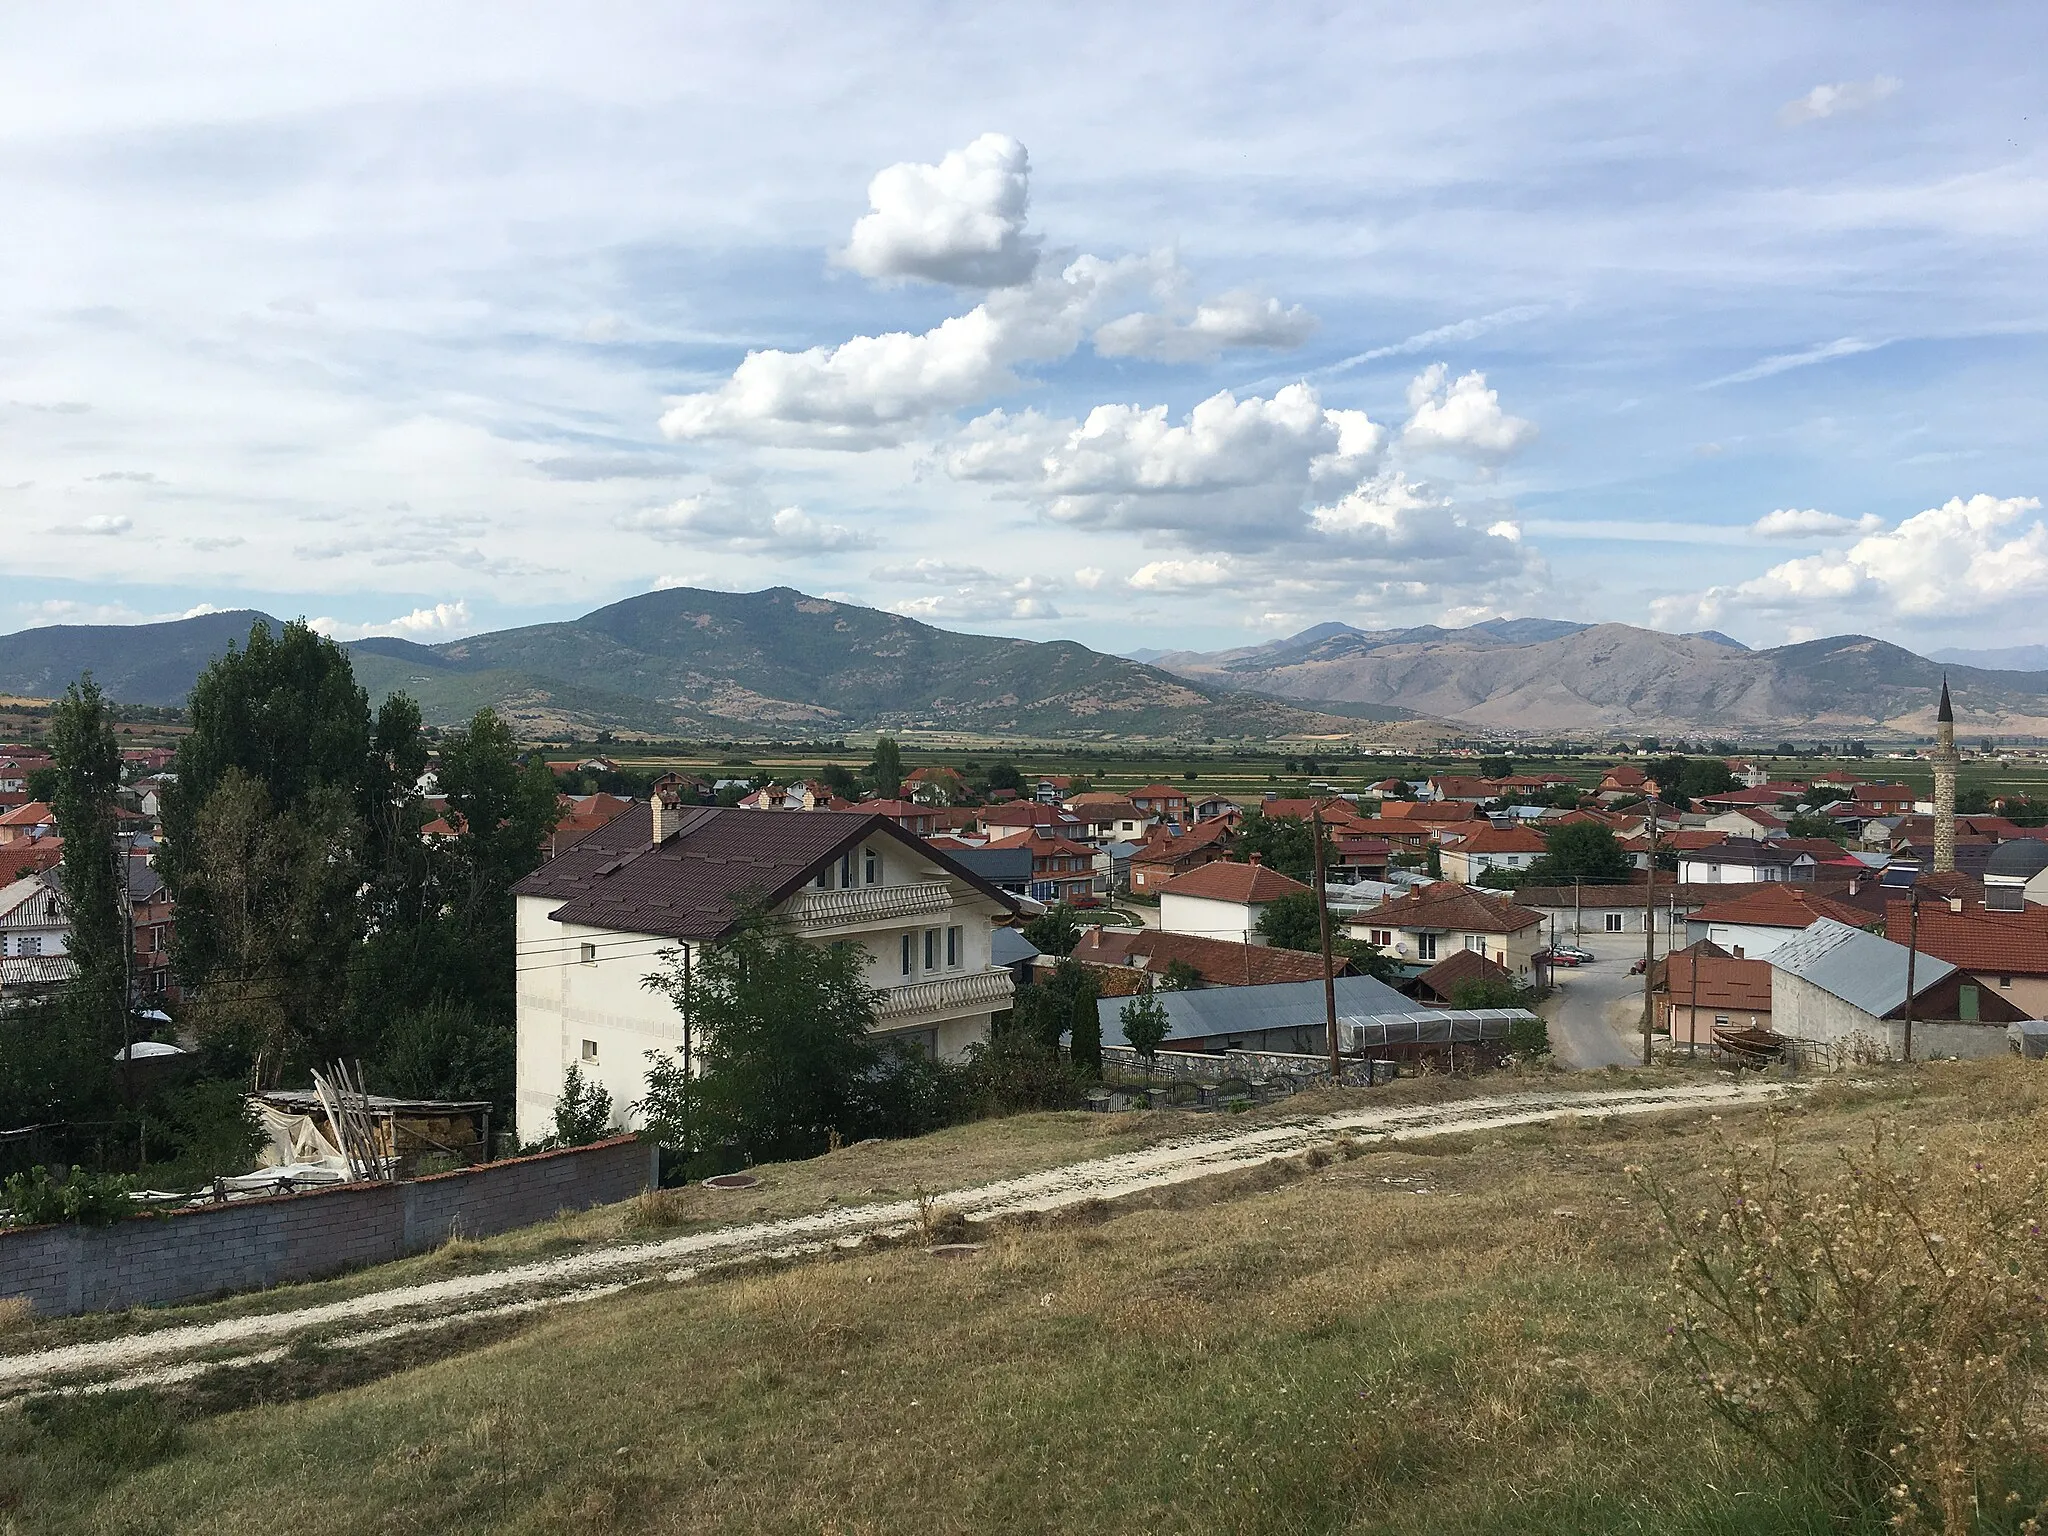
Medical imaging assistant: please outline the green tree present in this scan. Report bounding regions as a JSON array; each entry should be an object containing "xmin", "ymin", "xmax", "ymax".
[
  {"xmin": 1023, "ymin": 904, "xmax": 1082, "ymax": 957},
  {"xmin": 867, "ymin": 736, "xmax": 905, "ymax": 798},
  {"xmin": 819, "ymin": 763, "xmax": 860, "ymax": 798},
  {"xmin": 1068, "ymin": 971, "xmax": 1102, "ymax": 1078},
  {"xmin": 1119, "ymin": 992, "xmax": 1170, "ymax": 1064},
  {"xmin": 1784, "ymin": 812, "xmax": 1848, "ymax": 844},
  {"xmin": 24, "ymin": 765, "xmax": 58, "ymax": 804},
  {"xmin": 1954, "ymin": 786, "xmax": 1993, "ymax": 816},
  {"xmin": 1256, "ymin": 889, "xmax": 1325, "ymax": 950},
  {"xmin": 549, "ymin": 1065, "xmax": 614, "ymax": 1147},
  {"xmin": 1233, "ymin": 812, "xmax": 1316, "ymax": 882},
  {"xmin": 641, "ymin": 920, "xmax": 883, "ymax": 1163},
  {"xmin": 1524, "ymin": 822, "xmax": 1634, "ymax": 886},
  {"xmin": 1159, "ymin": 958, "xmax": 1202, "ymax": 991},
  {"xmin": 49, "ymin": 676, "xmax": 126, "ymax": 1045},
  {"xmin": 984, "ymin": 759, "xmax": 1023, "ymax": 794}
]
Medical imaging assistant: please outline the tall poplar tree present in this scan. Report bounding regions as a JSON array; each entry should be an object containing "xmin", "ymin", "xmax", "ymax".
[{"xmin": 50, "ymin": 674, "xmax": 126, "ymax": 1045}]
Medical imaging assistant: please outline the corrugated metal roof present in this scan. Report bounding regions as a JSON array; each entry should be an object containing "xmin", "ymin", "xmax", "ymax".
[
  {"xmin": 1769, "ymin": 917, "xmax": 1954, "ymax": 1017},
  {"xmin": 1096, "ymin": 972, "xmax": 1413, "ymax": 1046}
]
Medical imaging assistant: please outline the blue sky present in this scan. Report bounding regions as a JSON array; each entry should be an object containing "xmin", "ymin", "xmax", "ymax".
[{"xmin": 2, "ymin": 3, "xmax": 2044, "ymax": 657}]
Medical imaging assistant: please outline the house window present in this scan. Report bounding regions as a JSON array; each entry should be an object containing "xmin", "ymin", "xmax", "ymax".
[
  {"xmin": 581, "ymin": 1039, "xmax": 598, "ymax": 1061},
  {"xmin": 814, "ymin": 868, "xmax": 830, "ymax": 889},
  {"xmin": 924, "ymin": 929, "xmax": 940, "ymax": 971},
  {"xmin": 1605, "ymin": 912, "xmax": 1624, "ymax": 933},
  {"xmin": 21, "ymin": 936, "xmax": 39, "ymax": 956},
  {"xmin": 1369, "ymin": 929, "xmax": 1392, "ymax": 947},
  {"xmin": 579, "ymin": 942, "xmax": 597, "ymax": 964},
  {"xmin": 840, "ymin": 851, "xmax": 854, "ymax": 888},
  {"xmin": 1465, "ymin": 934, "xmax": 1484, "ymax": 953},
  {"xmin": 947, "ymin": 926, "xmax": 961, "ymax": 968},
  {"xmin": 1713, "ymin": 1015, "xmax": 1730, "ymax": 1028},
  {"xmin": 2000, "ymin": 975, "xmax": 2014, "ymax": 988},
  {"xmin": 864, "ymin": 848, "xmax": 880, "ymax": 885},
  {"xmin": 1416, "ymin": 934, "xmax": 1437, "ymax": 960},
  {"xmin": 901, "ymin": 933, "xmax": 914, "ymax": 977}
]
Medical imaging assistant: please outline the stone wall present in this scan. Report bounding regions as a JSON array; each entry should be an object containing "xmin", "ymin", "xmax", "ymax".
[
  {"xmin": 1104, "ymin": 1044, "xmax": 1387, "ymax": 1087},
  {"xmin": 0, "ymin": 1136, "xmax": 655, "ymax": 1318}
]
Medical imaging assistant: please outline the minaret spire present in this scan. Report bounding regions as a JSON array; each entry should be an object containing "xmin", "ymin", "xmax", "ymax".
[{"xmin": 1932, "ymin": 674, "xmax": 1959, "ymax": 874}]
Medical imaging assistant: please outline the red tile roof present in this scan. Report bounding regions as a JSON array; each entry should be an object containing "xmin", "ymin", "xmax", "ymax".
[
  {"xmin": 515, "ymin": 804, "xmax": 1017, "ymax": 941},
  {"xmin": 1410, "ymin": 947, "xmax": 1517, "ymax": 1001},
  {"xmin": 1688, "ymin": 884, "xmax": 1875, "ymax": 931},
  {"xmin": 1445, "ymin": 824, "xmax": 1547, "ymax": 854},
  {"xmin": 1072, "ymin": 926, "xmax": 1343, "ymax": 986},
  {"xmin": 1379, "ymin": 801, "xmax": 1485, "ymax": 822},
  {"xmin": 1362, "ymin": 882, "xmax": 1543, "ymax": 935},
  {"xmin": 0, "ymin": 801, "xmax": 53, "ymax": 828},
  {"xmin": 1883, "ymin": 901, "xmax": 2048, "ymax": 976},
  {"xmin": 1156, "ymin": 860, "xmax": 1310, "ymax": 903}
]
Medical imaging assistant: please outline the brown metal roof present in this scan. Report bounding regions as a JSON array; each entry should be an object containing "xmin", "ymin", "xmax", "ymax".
[{"xmin": 513, "ymin": 803, "xmax": 1018, "ymax": 942}]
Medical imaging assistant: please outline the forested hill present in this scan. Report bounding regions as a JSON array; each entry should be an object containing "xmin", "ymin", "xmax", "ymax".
[{"xmin": 0, "ymin": 590, "xmax": 1380, "ymax": 741}]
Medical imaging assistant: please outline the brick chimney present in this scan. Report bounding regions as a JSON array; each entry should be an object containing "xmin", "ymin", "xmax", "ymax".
[
  {"xmin": 651, "ymin": 788, "xmax": 676, "ymax": 847},
  {"xmin": 1248, "ymin": 852, "xmax": 1263, "ymax": 866}
]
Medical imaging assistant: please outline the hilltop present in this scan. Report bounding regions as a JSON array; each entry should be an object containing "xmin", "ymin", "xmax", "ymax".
[
  {"xmin": 1152, "ymin": 618, "xmax": 2048, "ymax": 737},
  {"xmin": 0, "ymin": 590, "xmax": 1392, "ymax": 742}
]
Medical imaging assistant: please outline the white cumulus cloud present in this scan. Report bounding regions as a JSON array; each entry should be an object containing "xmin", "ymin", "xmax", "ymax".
[
  {"xmin": 1094, "ymin": 288, "xmax": 1317, "ymax": 363},
  {"xmin": 1780, "ymin": 76, "xmax": 1901, "ymax": 126},
  {"xmin": 56, "ymin": 513, "xmax": 133, "ymax": 535},
  {"xmin": 1751, "ymin": 507, "xmax": 1885, "ymax": 539},
  {"xmin": 1657, "ymin": 494, "xmax": 2048, "ymax": 630},
  {"xmin": 1400, "ymin": 364, "xmax": 1537, "ymax": 459},
  {"xmin": 658, "ymin": 256, "xmax": 1141, "ymax": 448},
  {"xmin": 310, "ymin": 601, "xmax": 476, "ymax": 642},
  {"xmin": 619, "ymin": 490, "xmax": 874, "ymax": 551},
  {"xmin": 876, "ymin": 558, "xmax": 1063, "ymax": 620},
  {"xmin": 840, "ymin": 133, "xmax": 1040, "ymax": 288},
  {"xmin": 1128, "ymin": 557, "xmax": 1235, "ymax": 591},
  {"xmin": 947, "ymin": 383, "xmax": 1383, "ymax": 543}
]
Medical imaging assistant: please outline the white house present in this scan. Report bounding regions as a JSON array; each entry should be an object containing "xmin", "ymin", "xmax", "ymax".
[
  {"xmin": 0, "ymin": 873, "xmax": 74, "ymax": 1000},
  {"xmin": 1682, "ymin": 884, "xmax": 1876, "ymax": 960},
  {"xmin": 1156, "ymin": 859, "xmax": 1310, "ymax": 945},
  {"xmin": 1438, "ymin": 824, "xmax": 1547, "ymax": 885},
  {"xmin": 1677, "ymin": 840, "xmax": 1817, "ymax": 885},
  {"xmin": 512, "ymin": 801, "xmax": 1020, "ymax": 1144}
]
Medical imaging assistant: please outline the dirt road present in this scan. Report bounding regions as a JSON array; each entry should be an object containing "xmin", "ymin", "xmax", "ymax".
[{"xmin": 0, "ymin": 1077, "xmax": 1800, "ymax": 1400}]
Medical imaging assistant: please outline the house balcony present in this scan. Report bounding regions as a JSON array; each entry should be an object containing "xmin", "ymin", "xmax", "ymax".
[
  {"xmin": 878, "ymin": 967, "xmax": 1015, "ymax": 1021},
  {"xmin": 789, "ymin": 881, "xmax": 953, "ymax": 931}
]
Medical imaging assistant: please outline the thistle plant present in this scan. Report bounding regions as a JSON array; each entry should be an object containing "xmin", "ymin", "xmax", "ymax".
[{"xmin": 1636, "ymin": 1120, "xmax": 2048, "ymax": 1532}]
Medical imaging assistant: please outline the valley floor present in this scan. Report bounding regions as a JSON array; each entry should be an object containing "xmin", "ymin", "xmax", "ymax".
[{"xmin": 5, "ymin": 1061, "xmax": 2040, "ymax": 1534}]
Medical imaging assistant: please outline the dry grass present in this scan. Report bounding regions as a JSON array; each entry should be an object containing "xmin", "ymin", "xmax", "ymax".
[
  {"xmin": 0, "ymin": 1301, "xmax": 29, "ymax": 1338},
  {"xmin": 5, "ymin": 1060, "xmax": 2031, "ymax": 1535}
]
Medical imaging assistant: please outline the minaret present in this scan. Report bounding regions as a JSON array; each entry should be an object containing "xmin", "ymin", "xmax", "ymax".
[{"xmin": 1932, "ymin": 676, "xmax": 1959, "ymax": 874}]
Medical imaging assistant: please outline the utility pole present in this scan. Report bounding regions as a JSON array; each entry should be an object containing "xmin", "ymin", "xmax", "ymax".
[
  {"xmin": 1313, "ymin": 804, "xmax": 1341, "ymax": 1081},
  {"xmin": 1641, "ymin": 812, "xmax": 1657, "ymax": 1067},
  {"xmin": 1901, "ymin": 886, "xmax": 1920, "ymax": 1063}
]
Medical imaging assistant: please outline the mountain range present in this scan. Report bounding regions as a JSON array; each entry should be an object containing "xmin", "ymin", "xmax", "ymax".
[
  {"xmin": 3, "ymin": 593, "xmax": 2045, "ymax": 740},
  {"xmin": 0, "ymin": 590, "xmax": 1392, "ymax": 742},
  {"xmin": 1147, "ymin": 620, "xmax": 2048, "ymax": 737}
]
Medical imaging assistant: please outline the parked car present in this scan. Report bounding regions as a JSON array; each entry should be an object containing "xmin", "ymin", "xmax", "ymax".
[
  {"xmin": 1536, "ymin": 947, "xmax": 1590, "ymax": 968},
  {"xmin": 1069, "ymin": 893, "xmax": 1103, "ymax": 909},
  {"xmin": 1552, "ymin": 944, "xmax": 1596, "ymax": 963}
]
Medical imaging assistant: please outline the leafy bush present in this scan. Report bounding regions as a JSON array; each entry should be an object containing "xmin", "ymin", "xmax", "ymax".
[
  {"xmin": 1023, "ymin": 904, "xmax": 1082, "ymax": 957},
  {"xmin": 550, "ymin": 1065, "xmax": 614, "ymax": 1148},
  {"xmin": 3, "ymin": 1166, "xmax": 136, "ymax": 1227},
  {"xmin": 958, "ymin": 1031, "xmax": 1086, "ymax": 1116},
  {"xmin": 1640, "ymin": 1121, "xmax": 2048, "ymax": 1530},
  {"xmin": 139, "ymin": 1079, "xmax": 267, "ymax": 1186},
  {"xmin": 1119, "ymin": 992, "xmax": 1170, "ymax": 1064}
]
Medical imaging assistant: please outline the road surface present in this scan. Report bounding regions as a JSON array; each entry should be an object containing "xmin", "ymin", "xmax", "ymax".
[{"xmin": 1539, "ymin": 930, "xmax": 1657, "ymax": 1068}]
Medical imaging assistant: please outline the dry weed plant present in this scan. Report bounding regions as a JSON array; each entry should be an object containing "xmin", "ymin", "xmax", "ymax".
[
  {"xmin": 1637, "ymin": 1118, "xmax": 2048, "ymax": 1533},
  {"xmin": 622, "ymin": 1188, "xmax": 693, "ymax": 1233},
  {"xmin": 0, "ymin": 1296, "xmax": 30, "ymax": 1335}
]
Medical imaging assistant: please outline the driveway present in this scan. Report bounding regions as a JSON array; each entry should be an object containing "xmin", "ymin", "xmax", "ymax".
[{"xmin": 1539, "ymin": 930, "xmax": 1656, "ymax": 1069}]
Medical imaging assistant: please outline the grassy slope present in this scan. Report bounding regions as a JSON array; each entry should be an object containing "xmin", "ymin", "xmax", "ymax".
[{"xmin": 8, "ymin": 1062, "xmax": 2045, "ymax": 1534}]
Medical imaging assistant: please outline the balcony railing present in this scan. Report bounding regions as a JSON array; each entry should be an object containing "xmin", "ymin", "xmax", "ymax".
[
  {"xmin": 789, "ymin": 881, "xmax": 953, "ymax": 929},
  {"xmin": 878, "ymin": 968, "xmax": 1015, "ymax": 1020}
]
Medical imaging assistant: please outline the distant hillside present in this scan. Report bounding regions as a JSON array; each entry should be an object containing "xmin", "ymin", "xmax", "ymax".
[
  {"xmin": 1153, "ymin": 623, "xmax": 2048, "ymax": 736},
  {"xmin": 0, "ymin": 591, "xmax": 1385, "ymax": 741},
  {"xmin": 0, "ymin": 609, "xmax": 275, "ymax": 704},
  {"xmin": 1932, "ymin": 643, "xmax": 2048, "ymax": 671}
]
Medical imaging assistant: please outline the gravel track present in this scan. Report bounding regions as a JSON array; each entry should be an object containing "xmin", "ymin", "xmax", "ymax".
[{"xmin": 0, "ymin": 1077, "xmax": 1800, "ymax": 1400}]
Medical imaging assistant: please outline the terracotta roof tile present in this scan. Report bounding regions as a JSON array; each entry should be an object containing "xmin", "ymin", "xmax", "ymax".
[
  {"xmin": 1072, "ymin": 926, "xmax": 1342, "ymax": 987},
  {"xmin": 1688, "ymin": 884, "xmax": 1875, "ymax": 931},
  {"xmin": 1883, "ymin": 901, "xmax": 2048, "ymax": 976},
  {"xmin": 1362, "ymin": 882, "xmax": 1543, "ymax": 934},
  {"xmin": 1156, "ymin": 860, "xmax": 1310, "ymax": 903}
]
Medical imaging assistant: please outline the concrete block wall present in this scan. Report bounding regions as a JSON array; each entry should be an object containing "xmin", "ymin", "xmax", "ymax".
[{"xmin": 0, "ymin": 1136, "xmax": 656, "ymax": 1318}]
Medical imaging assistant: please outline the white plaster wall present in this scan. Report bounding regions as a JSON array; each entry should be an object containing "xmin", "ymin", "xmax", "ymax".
[
  {"xmin": 1160, "ymin": 893, "xmax": 1265, "ymax": 943},
  {"xmin": 515, "ymin": 835, "xmax": 1006, "ymax": 1145}
]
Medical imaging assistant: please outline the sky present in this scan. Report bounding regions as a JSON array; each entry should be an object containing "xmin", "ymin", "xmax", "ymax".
[{"xmin": 2, "ymin": 3, "xmax": 2045, "ymax": 658}]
